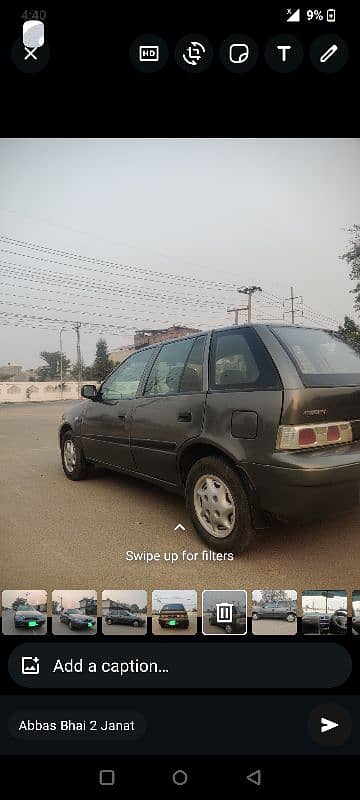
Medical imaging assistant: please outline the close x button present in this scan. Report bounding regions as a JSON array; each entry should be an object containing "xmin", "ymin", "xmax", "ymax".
[{"xmin": 308, "ymin": 703, "xmax": 352, "ymax": 747}]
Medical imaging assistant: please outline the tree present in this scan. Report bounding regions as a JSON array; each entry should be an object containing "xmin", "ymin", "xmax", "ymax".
[
  {"xmin": 91, "ymin": 338, "xmax": 113, "ymax": 382},
  {"xmin": 38, "ymin": 350, "xmax": 71, "ymax": 381},
  {"xmin": 341, "ymin": 224, "xmax": 360, "ymax": 312},
  {"xmin": 259, "ymin": 590, "xmax": 288, "ymax": 605},
  {"xmin": 337, "ymin": 316, "xmax": 360, "ymax": 353},
  {"xmin": 12, "ymin": 596, "xmax": 28, "ymax": 610}
]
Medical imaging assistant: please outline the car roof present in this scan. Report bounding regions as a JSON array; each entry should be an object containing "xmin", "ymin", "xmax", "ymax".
[{"xmin": 132, "ymin": 323, "xmax": 330, "ymax": 354}]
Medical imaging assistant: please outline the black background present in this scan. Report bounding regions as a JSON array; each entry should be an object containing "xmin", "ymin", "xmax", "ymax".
[{"xmin": 1, "ymin": 3, "xmax": 358, "ymax": 133}]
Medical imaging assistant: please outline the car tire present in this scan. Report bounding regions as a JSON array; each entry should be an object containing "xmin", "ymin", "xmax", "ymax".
[
  {"xmin": 186, "ymin": 456, "xmax": 254, "ymax": 553},
  {"xmin": 286, "ymin": 613, "xmax": 296, "ymax": 622},
  {"xmin": 225, "ymin": 623, "xmax": 233, "ymax": 634},
  {"xmin": 107, "ymin": 619, "xmax": 112, "ymax": 625},
  {"xmin": 133, "ymin": 620, "xmax": 139, "ymax": 627},
  {"xmin": 252, "ymin": 612, "xmax": 259, "ymax": 620},
  {"xmin": 61, "ymin": 431, "xmax": 92, "ymax": 481},
  {"xmin": 69, "ymin": 621, "xmax": 74, "ymax": 631}
]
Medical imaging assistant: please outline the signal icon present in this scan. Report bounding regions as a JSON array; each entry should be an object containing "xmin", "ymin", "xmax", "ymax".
[{"xmin": 286, "ymin": 8, "xmax": 301, "ymax": 22}]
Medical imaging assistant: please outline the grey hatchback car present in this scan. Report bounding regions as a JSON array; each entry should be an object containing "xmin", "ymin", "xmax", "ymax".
[{"xmin": 59, "ymin": 324, "xmax": 360, "ymax": 553}]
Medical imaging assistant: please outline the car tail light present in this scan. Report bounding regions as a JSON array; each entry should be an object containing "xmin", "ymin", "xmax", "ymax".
[{"xmin": 276, "ymin": 421, "xmax": 353, "ymax": 450}]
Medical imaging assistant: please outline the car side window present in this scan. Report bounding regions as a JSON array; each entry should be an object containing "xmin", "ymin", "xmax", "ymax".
[
  {"xmin": 180, "ymin": 335, "xmax": 206, "ymax": 393},
  {"xmin": 99, "ymin": 348, "xmax": 156, "ymax": 402},
  {"xmin": 210, "ymin": 328, "xmax": 281, "ymax": 391},
  {"xmin": 144, "ymin": 337, "xmax": 197, "ymax": 397}
]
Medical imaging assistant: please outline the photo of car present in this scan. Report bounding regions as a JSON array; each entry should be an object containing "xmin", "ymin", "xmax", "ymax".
[
  {"xmin": 352, "ymin": 591, "xmax": 360, "ymax": 636},
  {"xmin": 152, "ymin": 591, "xmax": 197, "ymax": 635},
  {"xmin": 59, "ymin": 608, "xmax": 95, "ymax": 630},
  {"xmin": 52, "ymin": 590, "xmax": 97, "ymax": 635},
  {"xmin": 105, "ymin": 609, "xmax": 145, "ymax": 627},
  {"xmin": 102, "ymin": 591, "xmax": 147, "ymax": 635},
  {"xmin": 1, "ymin": 590, "xmax": 47, "ymax": 636},
  {"xmin": 14, "ymin": 604, "xmax": 46, "ymax": 629},
  {"xmin": 59, "ymin": 322, "xmax": 360, "ymax": 555},
  {"xmin": 252, "ymin": 591, "xmax": 297, "ymax": 635},
  {"xmin": 158, "ymin": 603, "xmax": 189, "ymax": 629},
  {"xmin": 302, "ymin": 590, "xmax": 347, "ymax": 635},
  {"xmin": 202, "ymin": 590, "xmax": 247, "ymax": 635}
]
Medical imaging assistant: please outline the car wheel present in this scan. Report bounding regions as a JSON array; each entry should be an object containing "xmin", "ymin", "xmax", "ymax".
[
  {"xmin": 186, "ymin": 456, "xmax": 254, "ymax": 553},
  {"xmin": 133, "ymin": 620, "xmax": 139, "ymax": 627},
  {"xmin": 69, "ymin": 621, "xmax": 74, "ymax": 631},
  {"xmin": 252, "ymin": 612, "xmax": 259, "ymax": 620},
  {"xmin": 225, "ymin": 623, "xmax": 233, "ymax": 634},
  {"xmin": 286, "ymin": 613, "xmax": 296, "ymax": 622},
  {"xmin": 61, "ymin": 431, "xmax": 92, "ymax": 481},
  {"xmin": 107, "ymin": 619, "xmax": 112, "ymax": 625}
]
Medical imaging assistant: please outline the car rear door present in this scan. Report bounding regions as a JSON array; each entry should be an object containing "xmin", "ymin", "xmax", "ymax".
[
  {"xmin": 203, "ymin": 326, "xmax": 283, "ymax": 467},
  {"xmin": 130, "ymin": 335, "xmax": 208, "ymax": 483},
  {"xmin": 81, "ymin": 347, "xmax": 157, "ymax": 469}
]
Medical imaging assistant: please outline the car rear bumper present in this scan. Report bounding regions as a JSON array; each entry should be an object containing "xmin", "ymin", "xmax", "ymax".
[{"xmin": 246, "ymin": 445, "xmax": 360, "ymax": 516}]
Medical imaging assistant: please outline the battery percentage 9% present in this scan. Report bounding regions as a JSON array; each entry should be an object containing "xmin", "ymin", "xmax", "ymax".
[{"xmin": 307, "ymin": 9, "xmax": 324, "ymax": 21}]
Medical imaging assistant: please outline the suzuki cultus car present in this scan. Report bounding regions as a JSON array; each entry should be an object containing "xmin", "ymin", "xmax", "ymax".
[{"xmin": 59, "ymin": 324, "xmax": 360, "ymax": 553}]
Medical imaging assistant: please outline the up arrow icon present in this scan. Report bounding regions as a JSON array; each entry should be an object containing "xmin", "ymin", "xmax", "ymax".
[
  {"xmin": 321, "ymin": 717, "xmax": 339, "ymax": 734},
  {"xmin": 174, "ymin": 523, "xmax": 186, "ymax": 531}
]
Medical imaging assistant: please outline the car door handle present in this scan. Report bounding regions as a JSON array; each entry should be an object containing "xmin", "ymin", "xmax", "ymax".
[
  {"xmin": 178, "ymin": 411, "xmax": 192, "ymax": 422},
  {"xmin": 117, "ymin": 415, "xmax": 126, "ymax": 423}
]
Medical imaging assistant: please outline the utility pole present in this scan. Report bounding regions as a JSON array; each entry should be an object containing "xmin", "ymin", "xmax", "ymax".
[
  {"xmin": 283, "ymin": 287, "xmax": 303, "ymax": 324},
  {"xmin": 73, "ymin": 322, "xmax": 82, "ymax": 398},
  {"xmin": 237, "ymin": 286, "xmax": 262, "ymax": 323},
  {"xmin": 227, "ymin": 305, "xmax": 247, "ymax": 326},
  {"xmin": 59, "ymin": 327, "xmax": 65, "ymax": 401}
]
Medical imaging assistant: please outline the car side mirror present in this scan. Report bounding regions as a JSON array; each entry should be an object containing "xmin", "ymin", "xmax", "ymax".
[{"xmin": 81, "ymin": 384, "xmax": 97, "ymax": 400}]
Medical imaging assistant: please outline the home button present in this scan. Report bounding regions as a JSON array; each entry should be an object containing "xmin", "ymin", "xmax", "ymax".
[{"xmin": 172, "ymin": 769, "xmax": 188, "ymax": 786}]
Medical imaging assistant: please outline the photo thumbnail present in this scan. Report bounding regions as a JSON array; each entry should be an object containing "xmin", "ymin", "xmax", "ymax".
[
  {"xmin": 1, "ymin": 589, "xmax": 47, "ymax": 635},
  {"xmin": 302, "ymin": 590, "xmax": 347, "ymax": 635},
  {"xmin": 52, "ymin": 590, "xmax": 97, "ymax": 635},
  {"xmin": 252, "ymin": 590, "xmax": 297, "ymax": 635},
  {"xmin": 202, "ymin": 590, "xmax": 247, "ymax": 635},
  {"xmin": 352, "ymin": 590, "xmax": 360, "ymax": 636},
  {"xmin": 152, "ymin": 590, "xmax": 197, "ymax": 635},
  {"xmin": 102, "ymin": 590, "xmax": 147, "ymax": 635}
]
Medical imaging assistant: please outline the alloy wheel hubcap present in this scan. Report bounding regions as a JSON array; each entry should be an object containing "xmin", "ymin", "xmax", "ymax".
[
  {"xmin": 193, "ymin": 474, "xmax": 236, "ymax": 538},
  {"xmin": 64, "ymin": 440, "xmax": 77, "ymax": 472}
]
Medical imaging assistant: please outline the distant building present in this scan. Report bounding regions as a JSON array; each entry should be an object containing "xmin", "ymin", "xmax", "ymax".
[
  {"xmin": 109, "ymin": 345, "xmax": 135, "ymax": 365},
  {"xmin": 110, "ymin": 326, "xmax": 201, "ymax": 365},
  {"xmin": 134, "ymin": 325, "xmax": 201, "ymax": 349},
  {"xmin": 0, "ymin": 362, "xmax": 22, "ymax": 378},
  {"xmin": 79, "ymin": 597, "xmax": 97, "ymax": 616}
]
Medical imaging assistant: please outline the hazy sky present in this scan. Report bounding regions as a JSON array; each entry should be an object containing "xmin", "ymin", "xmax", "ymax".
[
  {"xmin": 2, "ymin": 589, "xmax": 47, "ymax": 607},
  {"xmin": 0, "ymin": 138, "xmax": 359, "ymax": 368},
  {"xmin": 52, "ymin": 589, "xmax": 96, "ymax": 608},
  {"xmin": 202, "ymin": 590, "xmax": 247, "ymax": 611},
  {"xmin": 252, "ymin": 590, "xmax": 297, "ymax": 602},
  {"xmin": 152, "ymin": 590, "xmax": 197, "ymax": 611},
  {"xmin": 102, "ymin": 590, "xmax": 147, "ymax": 607}
]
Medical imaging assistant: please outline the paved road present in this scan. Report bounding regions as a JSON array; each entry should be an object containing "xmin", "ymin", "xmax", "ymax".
[
  {"xmin": 0, "ymin": 402, "xmax": 359, "ymax": 598},
  {"xmin": 152, "ymin": 612, "xmax": 197, "ymax": 636},
  {"xmin": 102, "ymin": 616, "xmax": 147, "ymax": 635},
  {"xmin": 251, "ymin": 619, "xmax": 297, "ymax": 636},
  {"xmin": 52, "ymin": 615, "xmax": 97, "ymax": 635},
  {"xmin": 202, "ymin": 613, "xmax": 247, "ymax": 635},
  {"xmin": 1, "ymin": 609, "xmax": 47, "ymax": 635}
]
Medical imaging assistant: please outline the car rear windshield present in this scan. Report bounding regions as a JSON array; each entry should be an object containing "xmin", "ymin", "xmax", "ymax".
[
  {"xmin": 272, "ymin": 326, "xmax": 360, "ymax": 387},
  {"xmin": 161, "ymin": 604, "xmax": 185, "ymax": 611}
]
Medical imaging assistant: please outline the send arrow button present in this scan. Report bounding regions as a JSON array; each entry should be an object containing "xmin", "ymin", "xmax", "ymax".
[
  {"xmin": 309, "ymin": 704, "xmax": 352, "ymax": 747},
  {"xmin": 321, "ymin": 717, "xmax": 339, "ymax": 734}
]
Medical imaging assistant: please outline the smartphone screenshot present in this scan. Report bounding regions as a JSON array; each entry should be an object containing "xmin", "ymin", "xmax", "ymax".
[{"xmin": 1, "ymin": 4, "xmax": 359, "ymax": 794}]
